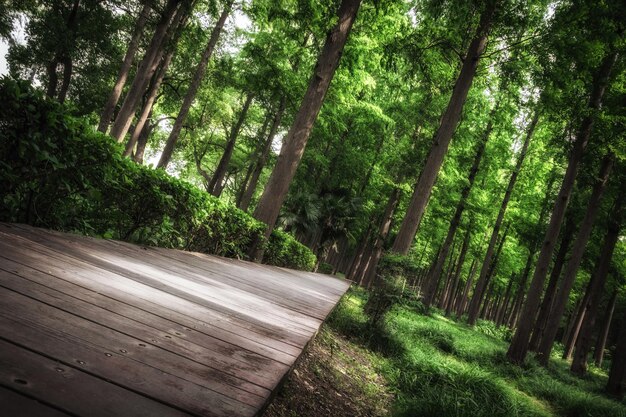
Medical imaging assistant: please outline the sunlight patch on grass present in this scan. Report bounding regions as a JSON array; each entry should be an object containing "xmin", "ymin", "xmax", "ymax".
[{"xmin": 327, "ymin": 288, "xmax": 626, "ymax": 417}]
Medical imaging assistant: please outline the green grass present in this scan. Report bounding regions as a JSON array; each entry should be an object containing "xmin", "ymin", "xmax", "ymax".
[{"xmin": 327, "ymin": 287, "xmax": 626, "ymax": 417}]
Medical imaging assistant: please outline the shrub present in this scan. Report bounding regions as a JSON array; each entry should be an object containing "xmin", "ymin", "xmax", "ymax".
[
  {"xmin": 0, "ymin": 77, "xmax": 316, "ymax": 270},
  {"xmin": 264, "ymin": 229, "xmax": 317, "ymax": 271}
]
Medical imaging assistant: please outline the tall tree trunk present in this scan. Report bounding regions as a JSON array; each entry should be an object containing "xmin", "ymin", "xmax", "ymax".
[
  {"xmin": 390, "ymin": 3, "xmax": 495, "ymax": 254},
  {"xmin": 506, "ymin": 51, "xmax": 617, "ymax": 365},
  {"xmin": 46, "ymin": 0, "xmax": 81, "ymax": 100},
  {"xmin": 529, "ymin": 214, "xmax": 576, "ymax": 351},
  {"xmin": 495, "ymin": 274, "xmax": 515, "ymax": 326},
  {"xmin": 446, "ymin": 225, "xmax": 472, "ymax": 316},
  {"xmin": 236, "ymin": 112, "xmax": 272, "ymax": 206},
  {"xmin": 456, "ymin": 258, "xmax": 478, "ymax": 316},
  {"xmin": 508, "ymin": 249, "xmax": 535, "ymax": 328},
  {"xmin": 123, "ymin": 17, "xmax": 186, "ymax": 158},
  {"xmin": 346, "ymin": 224, "xmax": 372, "ymax": 281},
  {"xmin": 468, "ymin": 111, "xmax": 537, "ymax": 325},
  {"xmin": 110, "ymin": 0, "xmax": 182, "ymax": 142},
  {"xmin": 607, "ymin": 303, "xmax": 626, "ymax": 399},
  {"xmin": 208, "ymin": 93, "xmax": 255, "ymax": 196},
  {"xmin": 536, "ymin": 155, "xmax": 614, "ymax": 365},
  {"xmin": 249, "ymin": 0, "xmax": 362, "ymax": 260},
  {"xmin": 361, "ymin": 186, "xmax": 402, "ymax": 287},
  {"xmin": 437, "ymin": 241, "xmax": 459, "ymax": 307},
  {"xmin": 468, "ymin": 222, "xmax": 510, "ymax": 325},
  {"xmin": 98, "ymin": 3, "xmax": 151, "ymax": 133},
  {"xmin": 571, "ymin": 192, "xmax": 623, "ymax": 375},
  {"xmin": 57, "ymin": 55, "xmax": 73, "ymax": 103},
  {"xmin": 422, "ymin": 128, "xmax": 488, "ymax": 307},
  {"xmin": 561, "ymin": 290, "xmax": 587, "ymax": 357},
  {"xmin": 595, "ymin": 288, "xmax": 618, "ymax": 368},
  {"xmin": 133, "ymin": 115, "xmax": 153, "ymax": 164},
  {"xmin": 46, "ymin": 60, "xmax": 59, "ymax": 98},
  {"xmin": 238, "ymin": 99, "xmax": 286, "ymax": 211},
  {"xmin": 157, "ymin": 2, "xmax": 232, "ymax": 167}
]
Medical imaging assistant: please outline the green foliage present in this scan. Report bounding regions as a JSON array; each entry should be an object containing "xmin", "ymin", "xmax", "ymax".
[
  {"xmin": 364, "ymin": 254, "xmax": 425, "ymax": 327},
  {"xmin": 0, "ymin": 77, "xmax": 316, "ymax": 270},
  {"xmin": 264, "ymin": 229, "xmax": 317, "ymax": 271},
  {"xmin": 378, "ymin": 253, "xmax": 421, "ymax": 281}
]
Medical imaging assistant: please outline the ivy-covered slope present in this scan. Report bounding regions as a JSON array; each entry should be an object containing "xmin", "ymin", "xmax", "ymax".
[{"xmin": 0, "ymin": 78, "xmax": 316, "ymax": 271}]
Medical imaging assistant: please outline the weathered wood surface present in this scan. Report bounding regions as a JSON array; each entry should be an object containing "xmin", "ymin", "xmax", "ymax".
[{"xmin": 0, "ymin": 223, "xmax": 350, "ymax": 417}]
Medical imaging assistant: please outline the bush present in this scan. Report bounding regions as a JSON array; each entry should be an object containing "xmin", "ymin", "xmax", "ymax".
[
  {"xmin": 0, "ymin": 77, "xmax": 316, "ymax": 270},
  {"xmin": 264, "ymin": 229, "xmax": 317, "ymax": 271}
]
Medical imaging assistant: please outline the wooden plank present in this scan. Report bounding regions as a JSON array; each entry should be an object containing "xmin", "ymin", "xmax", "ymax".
[
  {"xmin": 108, "ymin": 240, "xmax": 336, "ymax": 318},
  {"xmin": 0, "ymin": 386, "xmax": 71, "ymax": 417},
  {"xmin": 0, "ymin": 286, "xmax": 268, "ymax": 406},
  {"xmin": 1, "ymin": 226, "xmax": 319, "ymax": 338},
  {"xmin": 0, "ymin": 268, "xmax": 286, "ymax": 390},
  {"xmin": 0, "ymin": 253, "xmax": 297, "ymax": 365},
  {"xmin": 15, "ymin": 223, "xmax": 348, "ymax": 306},
  {"xmin": 0, "ymin": 339, "xmax": 194, "ymax": 417},
  {"xmin": 0, "ymin": 223, "xmax": 352, "ymax": 417},
  {"xmin": 0, "ymin": 238, "xmax": 306, "ymax": 357},
  {"xmin": 29, "ymin": 225, "xmax": 328, "ymax": 330}
]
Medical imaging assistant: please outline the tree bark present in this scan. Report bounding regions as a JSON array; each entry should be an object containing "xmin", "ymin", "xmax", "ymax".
[
  {"xmin": 132, "ymin": 114, "xmax": 153, "ymax": 164},
  {"xmin": 456, "ymin": 258, "xmax": 478, "ymax": 316},
  {"xmin": 390, "ymin": 3, "xmax": 495, "ymax": 254},
  {"xmin": 110, "ymin": 0, "xmax": 182, "ymax": 142},
  {"xmin": 207, "ymin": 92, "xmax": 255, "ymax": 196},
  {"xmin": 238, "ymin": 99, "xmax": 286, "ymax": 211},
  {"xmin": 529, "ymin": 214, "xmax": 575, "ymax": 351},
  {"xmin": 562, "ymin": 289, "xmax": 588, "ymax": 358},
  {"xmin": 506, "ymin": 51, "xmax": 617, "ymax": 365},
  {"xmin": 123, "ymin": 10, "xmax": 188, "ymax": 159},
  {"xmin": 57, "ymin": 55, "xmax": 73, "ymax": 103},
  {"xmin": 595, "ymin": 288, "xmax": 618, "ymax": 368},
  {"xmin": 422, "ymin": 127, "xmax": 487, "ymax": 307},
  {"xmin": 468, "ymin": 110, "xmax": 537, "ymax": 325},
  {"xmin": 236, "ymin": 112, "xmax": 272, "ymax": 206},
  {"xmin": 249, "ymin": 0, "xmax": 362, "ymax": 260},
  {"xmin": 98, "ymin": 2, "xmax": 151, "ymax": 133},
  {"xmin": 536, "ymin": 155, "xmax": 614, "ymax": 365},
  {"xmin": 157, "ymin": 1, "xmax": 232, "ymax": 167},
  {"xmin": 607, "ymin": 304, "xmax": 626, "ymax": 399},
  {"xmin": 46, "ymin": 0, "xmax": 81, "ymax": 100},
  {"xmin": 571, "ymin": 191, "xmax": 622, "ymax": 375},
  {"xmin": 361, "ymin": 186, "xmax": 402, "ymax": 287},
  {"xmin": 446, "ymin": 225, "xmax": 472, "ymax": 316}
]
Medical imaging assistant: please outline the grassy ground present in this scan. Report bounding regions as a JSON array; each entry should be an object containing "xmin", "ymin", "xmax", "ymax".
[{"xmin": 265, "ymin": 287, "xmax": 626, "ymax": 417}]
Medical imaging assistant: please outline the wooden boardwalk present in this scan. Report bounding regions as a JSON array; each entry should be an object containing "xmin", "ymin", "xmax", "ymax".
[{"xmin": 0, "ymin": 223, "xmax": 350, "ymax": 417}]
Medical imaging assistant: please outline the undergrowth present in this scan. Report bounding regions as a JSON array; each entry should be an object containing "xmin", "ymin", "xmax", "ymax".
[
  {"xmin": 328, "ymin": 287, "xmax": 626, "ymax": 417},
  {"xmin": 0, "ymin": 77, "xmax": 316, "ymax": 270}
]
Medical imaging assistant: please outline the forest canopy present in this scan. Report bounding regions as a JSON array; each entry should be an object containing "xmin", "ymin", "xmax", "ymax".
[{"xmin": 1, "ymin": 0, "xmax": 626, "ymax": 414}]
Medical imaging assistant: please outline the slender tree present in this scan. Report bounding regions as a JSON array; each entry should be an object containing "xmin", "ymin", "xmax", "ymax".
[
  {"xmin": 467, "ymin": 109, "xmax": 537, "ymax": 325},
  {"xmin": 391, "ymin": 2, "xmax": 496, "ymax": 254},
  {"xmin": 249, "ymin": 0, "xmax": 362, "ymax": 260},
  {"xmin": 607, "ymin": 302, "xmax": 626, "ymax": 399},
  {"xmin": 98, "ymin": 3, "xmax": 152, "ymax": 133},
  {"xmin": 422, "ymin": 127, "xmax": 488, "ymax": 307},
  {"xmin": 238, "ymin": 99, "xmax": 286, "ymax": 211},
  {"xmin": 157, "ymin": 1, "xmax": 233, "ymax": 168},
  {"xmin": 594, "ymin": 288, "xmax": 618, "ymax": 367},
  {"xmin": 207, "ymin": 93, "xmax": 255, "ymax": 196},
  {"xmin": 536, "ymin": 154, "xmax": 614, "ymax": 365},
  {"xmin": 528, "ymin": 214, "xmax": 576, "ymax": 351},
  {"xmin": 109, "ymin": 0, "xmax": 182, "ymax": 142},
  {"xmin": 571, "ymin": 190, "xmax": 623, "ymax": 375},
  {"xmin": 506, "ymin": 51, "xmax": 617, "ymax": 364}
]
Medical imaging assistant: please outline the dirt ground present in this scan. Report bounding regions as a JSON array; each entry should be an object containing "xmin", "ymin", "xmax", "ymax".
[{"xmin": 262, "ymin": 327, "xmax": 392, "ymax": 417}]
